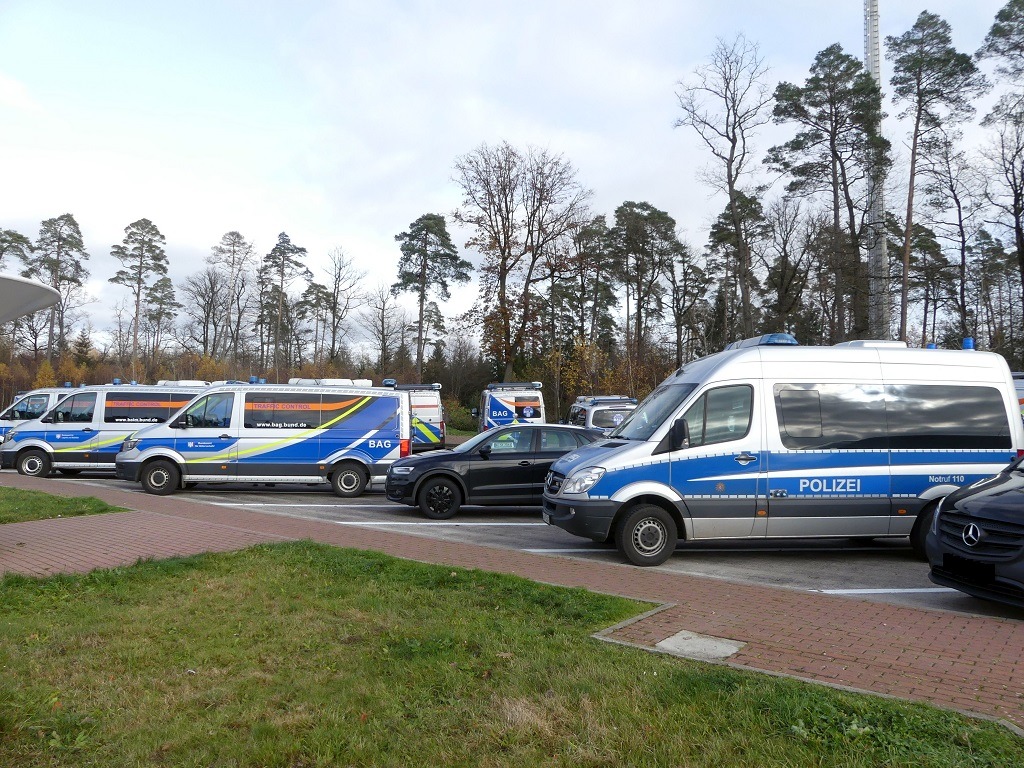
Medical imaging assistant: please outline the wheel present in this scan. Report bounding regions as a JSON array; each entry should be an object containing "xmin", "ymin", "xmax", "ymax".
[
  {"xmin": 58, "ymin": 469, "xmax": 81, "ymax": 476},
  {"xmin": 909, "ymin": 501, "xmax": 938, "ymax": 560},
  {"xmin": 331, "ymin": 463, "xmax": 367, "ymax": 498},
  {"xmin": 17, "ymin": 449, "xmax": 51, "ymax": 478},
  {"xmin": 417, "ymin": 477, "xmax": 462, "ymax": 519},
  {"xmin": 141, "ymin": 460, "xmax": 180, "ymax": 496},
  {"xmin": 615, "ymin": 503, "xmax": 678, "ymax": 566}
]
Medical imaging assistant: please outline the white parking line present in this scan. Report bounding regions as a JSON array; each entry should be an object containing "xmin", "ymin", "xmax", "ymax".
[
  {"xmin": 328, "ymin": 521, "xmax": 546, "ymax": 527},
  {"xmin": 811, "ymin": 593, "xmax": 954, "ymax": 598}
]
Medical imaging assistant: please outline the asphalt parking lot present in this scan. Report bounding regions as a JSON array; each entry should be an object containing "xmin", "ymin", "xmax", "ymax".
[{"xmin": 69, "ymin": 476, "xmax": 1024, "ymax": 622}]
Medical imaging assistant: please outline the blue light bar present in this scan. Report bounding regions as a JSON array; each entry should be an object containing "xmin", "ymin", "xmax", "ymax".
[{"xmin": 723, "ymin": 333, "xmax": 799, "ymax": 351}]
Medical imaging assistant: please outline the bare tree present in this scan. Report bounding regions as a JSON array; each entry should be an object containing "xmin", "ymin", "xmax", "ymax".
[
  {"xmin": 358, "ymin": 283, "xmax": 408, "ymax": 375},
  {"xmin": 675, "ymin": 34, "xmax": 773, "ymax": 337},
  {"xmin": 454, "ymin": 141, "xmax": 591, "ymax": 380}
]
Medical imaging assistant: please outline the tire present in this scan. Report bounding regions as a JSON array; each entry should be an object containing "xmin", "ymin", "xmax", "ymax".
[
  {"xmin": 331, "ymin": 463, "xmax": 367, "ymax": 498},
  {"xmin": 417, "ymin": 477, "xmax": 462, "ymax": 520},
  {"xmin": 909, "ymin": 501, "xmax": 938, "ymax": 561},
  {"xmin": 615, "ymin": 503, "xmax": 678, "ymax": 566},
  {"xmin": 17, "ymin": 449, "xmax": 51, "ymax": 478},
  {"xmin": 141, "ymin": 460, "xmax": 180, "ymax": 496}
]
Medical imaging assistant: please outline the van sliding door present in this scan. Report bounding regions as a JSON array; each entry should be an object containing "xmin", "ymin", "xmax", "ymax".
[{"xmin": 767, "ymin": 383, "xmax": 890, "ymax": 537}]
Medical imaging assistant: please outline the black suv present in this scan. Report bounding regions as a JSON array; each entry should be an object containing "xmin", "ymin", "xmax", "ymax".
[
  {"xmin": 927, "ymin": 455, "xmax": 1024, "ymax": 609},
  {"xmin": 385, "ymin": 424, "xmax": 602, "ymax": 519}
]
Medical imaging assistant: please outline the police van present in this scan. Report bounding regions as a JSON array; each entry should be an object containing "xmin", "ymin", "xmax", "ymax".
[
  {"xmin": 475, "ymin": 382, "xmax": 545, "ymax": 431},
  {"xmin": 0, "ymin": 381, "xmax": 209, "ymax": 477},
  {"xmin": 542, "ymin": 335, "xmax": 1024, "ymax": 566},
  {"xmin": 389, "ymin": 382, "xmax": 446, "ymax": 451},
  {"xmin": 115, "ymin": 382, "xmax": 410, "ymax": 497},
  {"xmin": 0, "ymin": 385, "xmax": 77, "ymax": 438},
  {"xmin": 565, "ymin": 395, "xmax": 637, "ymax": 435}
]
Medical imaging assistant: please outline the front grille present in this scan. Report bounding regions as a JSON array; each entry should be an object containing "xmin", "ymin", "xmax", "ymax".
[
  {"xmin": 545, "ymin": 471, "xmax": 565, "ymax": 495},
  {"xmin": 937, "ymin": 510, "xmax": 1024, "ymax": 560}
]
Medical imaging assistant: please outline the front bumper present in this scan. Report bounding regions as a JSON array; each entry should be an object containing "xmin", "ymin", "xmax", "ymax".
[
  {"xmin": 115, "ymin": 459, "xmax": 142, "ymax": 482},
  {"xmin": 541, "ymin": 493, "xmax": 620, "ymax": 542},
  {"xmin": 0, "ymin": 450, "xmax": 15, "ymax": 470},
  {"xmin": 384, "ymin": 474, "xmax": 416, "ymax": 504}
]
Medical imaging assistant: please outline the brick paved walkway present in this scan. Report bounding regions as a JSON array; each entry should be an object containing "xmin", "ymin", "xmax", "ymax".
[{"xmin": 2, "ymin": 472, "xmax": 1022, "ymax": 733}]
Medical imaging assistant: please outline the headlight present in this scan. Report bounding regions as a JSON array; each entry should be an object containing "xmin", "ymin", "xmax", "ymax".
[
  {"xmin": 2, "ymin": 431, "xmax": 17, "ymax": 444},
  {"xmin": 390, "ymin": 465, "xmax": 415, "ymax": 475},
  {"xmin": 561, "ymin": 466, "xmax": 605, "ymax": 494},
  {"xmin": 121, "ymin": 438, "xmax": 140, "ymax": 452}
]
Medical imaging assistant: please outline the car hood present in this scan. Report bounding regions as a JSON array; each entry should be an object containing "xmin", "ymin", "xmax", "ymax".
[
  {"xmin": 549, "ymin": 438, "xmax": 636, "ymax": 475},
  {"xmin": 947, "ymin": 470, "xmax": 1024, "ymax": 524},
  {"xmin": 391, "ymin": 448, "xmax": 457, "ymax": 469}
]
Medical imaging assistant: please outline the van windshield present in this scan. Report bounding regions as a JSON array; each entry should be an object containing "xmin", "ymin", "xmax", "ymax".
[{"xmin": 613, "ymin": 384, "xmax": 698, "ymax": 440}]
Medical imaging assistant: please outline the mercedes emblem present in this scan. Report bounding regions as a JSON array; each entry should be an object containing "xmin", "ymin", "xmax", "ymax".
[{"xmin": 962, "ymin": 522, "xmax": 982, "ymax": 548}]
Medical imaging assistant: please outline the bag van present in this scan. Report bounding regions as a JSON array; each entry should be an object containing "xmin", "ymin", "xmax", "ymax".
[
  {"xmin": 0, "ymin": 382, "xmax": 209, "ymax": 477},
  {"xmin": 474, "ymin": 382, "xmax": 545, "ymax": 431},
  {"xmin": 542, "ymin": 335, "xmax": 1024, "ymax": 566},
  {"xmin": 390, "ymin": 382, "xmax": 445, "ymax": 451},
  {"xmin": 0, "ymin": 385, "xmax": 77, "ymax": 438},
  {"xmin": 115, "ymin": 382, "xmax": 410, "ymax": 497}
]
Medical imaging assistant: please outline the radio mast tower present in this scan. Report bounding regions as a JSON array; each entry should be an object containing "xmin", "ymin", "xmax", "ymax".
[{"xmin": 864, "ymin": 0, "xmax": 890, "ymax": 338}]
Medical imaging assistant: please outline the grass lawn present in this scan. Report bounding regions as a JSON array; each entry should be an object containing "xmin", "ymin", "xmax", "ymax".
[
  {"xmin": 1, "ymin": 542, "xmax": 1021, "ymax": 767},
  {"xmin": 0, "ymin": 486, "xmax": 122, "ymax": 524}
]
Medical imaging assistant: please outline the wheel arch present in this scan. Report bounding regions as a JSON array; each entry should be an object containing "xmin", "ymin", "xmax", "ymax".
[
  {"xmin": 614, "ymin": 494, "xmax": 688, "ymax": 542},
  {"xmin": 413, "ymin": 470, "xmax": 469, "ymax": 502}
]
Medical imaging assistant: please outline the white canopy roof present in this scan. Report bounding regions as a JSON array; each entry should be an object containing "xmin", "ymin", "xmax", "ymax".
[{"xmin": 0, "ymin": 273, "xmax": 60, "ymax": 323}]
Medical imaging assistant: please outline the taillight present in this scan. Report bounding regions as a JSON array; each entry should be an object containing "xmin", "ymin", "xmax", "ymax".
[
  {"xmin": 400, "ymin": 438, "xmax": 410, "ymax": 457},
  {"xmin": 1017, "ymin": 448, "xmax": 1024, "ymax": 459}
]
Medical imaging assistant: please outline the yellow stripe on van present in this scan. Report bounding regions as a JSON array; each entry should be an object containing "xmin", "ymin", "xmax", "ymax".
[{"xmin": 413, "ymin": 418, "xmax": 440, "ymax": 443}]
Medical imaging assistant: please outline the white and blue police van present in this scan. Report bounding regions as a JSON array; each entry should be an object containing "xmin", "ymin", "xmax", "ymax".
[
  {"xmin": 542, "ymin": 334, "xmax": 1024, "ymax": 566},
  {"xmin": 1, "ymin": 381, "xmax": 209, "ymax": 477},
  {"xmin": 475, "ymin": 381, "xmax": 545, "ymax": 431},
  {"xmin": 565, "ymin": 395, "xmax": 638, "ymax": 435},
  {"xmin": 115, "ymin": 382, "xmax": 411, "ymax": 497},
  {"xmin": 0, "ymin": 385, "xmax": 78, "ymax": 438}
]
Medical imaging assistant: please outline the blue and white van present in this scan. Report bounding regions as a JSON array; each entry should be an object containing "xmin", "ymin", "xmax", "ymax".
[
  {"xmin": 542, "ymin": 336, "xmax": 1024, "ymax": 566},
  {"xmin": 475, "ymin": 382, "xmax": 545, "ymax": 431},
  {"xmin": 115, "ymin": 382, "xmax": 410, "ymax": 497},
  {"xmin": 0, "ymin": 385, "xmax": 77, "ymax": 438},
  {"xmin": 0, "ymin": 382, "xmax": 209, "ymax": 477},
  {"xmin": 392, "ymin": 382, "xmax": 445, "ymax": 451}
]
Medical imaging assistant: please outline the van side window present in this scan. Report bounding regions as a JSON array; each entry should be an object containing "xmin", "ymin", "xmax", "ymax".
[
  {"xmin": 185, "ymin": 393, "xmax": 234, "ymax": 429},
  {"xmin": 105, "ymin": 391, "xmax": 182, "ymax": 424},
  {"xmin": 683, "ymin": 385, "xmax": 752, "ymax": 447},
  {"xmin": 52, "ymin": 392, "xmax": 96, "ymax": 424},
  {"xmin": 774, "ymin": 384, "xmax": 886, "ymax": 450},
  {"xmin": 885, "ymin": 384, "xmax": 1010, "ymax": 449},
  {"xmin": 245, "ymin": 393, "xmax": 321, "ymax": 429}
]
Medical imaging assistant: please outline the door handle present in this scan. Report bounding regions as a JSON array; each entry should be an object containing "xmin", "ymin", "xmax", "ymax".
[
  {"xmin": 81, "ymin": 428, "xmax": 94, "ymax": 433},
  {"xmin": 219, "ymin": 434, "xmax": 230, "ymax": 439},
  {"xmin": 770, "ymin": 489, "xmax": 788, "ymax": 498},
  {"xmin": 518, "ymin": 461, "xmax": 531, "ymax": 466},
  {"xmin": 734, "ymin": 452, "xmax": 757, "ymax": 465}
]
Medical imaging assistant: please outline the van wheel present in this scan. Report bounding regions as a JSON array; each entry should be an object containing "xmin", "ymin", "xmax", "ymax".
[
  {"xmin": 909, "ymin": 501, "xmax": 938, "ymax": 561},
  {"xmin": 418, "ymin": 477, "xmax": 462, "ymax": 519},
  {"xmin": 17, "ymin": 449, "xmax": 51, "ymax": 478},
  {"xmin": 331, "ymin": 463, "xmax": 367, "ymax": 497},
  {"xmin": 142, "ymin": 460, "xmax": 180, "ymax": 496},
  {"xmin": 615, "ymin": 504, "xmax": 677, "ymax": 566}
]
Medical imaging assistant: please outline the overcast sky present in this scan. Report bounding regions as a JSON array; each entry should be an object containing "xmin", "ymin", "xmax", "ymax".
[{"xmin": 0, "ymin": 0, "xmax": 1008, "ymax": 342}]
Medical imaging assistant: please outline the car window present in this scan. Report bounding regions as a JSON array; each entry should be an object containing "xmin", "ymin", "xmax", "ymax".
[
  {"xmin": 486, "ymin": 428, "xmax": 528, "ymax": 453},
  {"xmin": 540, "ymin": 428, "xmax": 578, "ymax": 451}
]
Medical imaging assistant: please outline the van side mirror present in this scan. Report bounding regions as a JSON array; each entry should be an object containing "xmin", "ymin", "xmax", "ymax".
[
  {"xmin": 172, "ymin": 415, "xmax": 188, "ymax": 429},
  {"xmin": 41, "ymin": 414, "xmax": 53, "ymax": 423},
  {"xmin": 471, "ymin": 408, "xmax": 478, "ymax": 418},
  {"xmin": 670, "ymin": 418, "xmax": 690, "ymax": 451}
]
